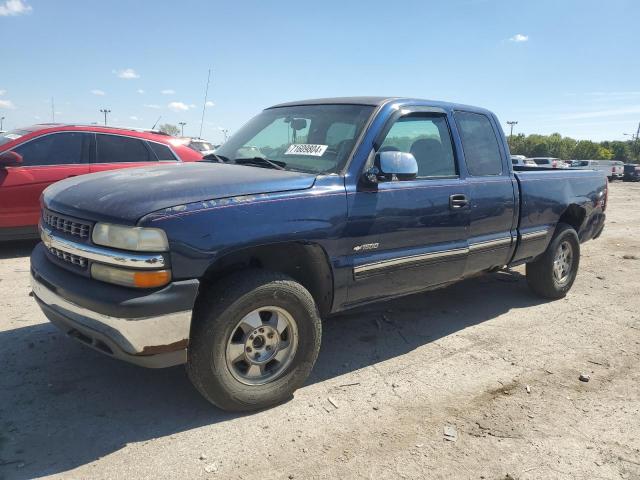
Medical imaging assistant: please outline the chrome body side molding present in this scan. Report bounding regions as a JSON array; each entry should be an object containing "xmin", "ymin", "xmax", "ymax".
[
  {"xmin": 520, "ymin": 228, "xmax": 550, "ymax": 241},
  {"xmin": 354, "ymin": 246, "xmax": 468, "ymax": 277}
]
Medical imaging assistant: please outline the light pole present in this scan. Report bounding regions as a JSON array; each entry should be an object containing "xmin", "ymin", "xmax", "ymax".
[
  {"xmin": 99, "ymin": 109, "xmax": 111, "ymax": 126},
  {"xmin": 0, "ymin": 116, "xmax": 5, "ymax": 131},
  {"xmin": 218, "ymin": 127, "xmax": 229, "ymax": 143},
  {"xmin": 507, "ymin": 121, "xmax": 518, "ymax": 139},
  {"xmin": 178, "ymin": 121, "xmax": 186, "ymax": 137}
]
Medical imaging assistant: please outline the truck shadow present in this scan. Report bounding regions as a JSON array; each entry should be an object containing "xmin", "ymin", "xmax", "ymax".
[
  {"xmin": 0, "ymin": 270, "xmax": 543, "ymax": 479},
  {"xmin": 0, "ymin": 240, "xmax": 38, "ymax": 260}
]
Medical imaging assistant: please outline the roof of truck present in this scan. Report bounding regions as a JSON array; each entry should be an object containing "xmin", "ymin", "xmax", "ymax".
[{"xmin": 267, "ymin": 97, "xmax": 493, "ymax": 115}]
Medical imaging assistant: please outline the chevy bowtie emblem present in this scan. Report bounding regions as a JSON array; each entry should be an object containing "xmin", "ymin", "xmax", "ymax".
[{"xmin": 40, "ymin": 226, "xmax": 53, "ymax": 248}]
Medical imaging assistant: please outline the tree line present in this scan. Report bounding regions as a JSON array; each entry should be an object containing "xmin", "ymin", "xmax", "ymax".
[{"xmin": 508, "ymin": 133, "xmax": 639, "ymax": 162}]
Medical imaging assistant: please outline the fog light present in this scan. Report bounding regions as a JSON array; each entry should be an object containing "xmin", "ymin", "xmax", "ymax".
[{"xmin": 91, "ymin": 263, "xmax": 171, "ymax": 288}]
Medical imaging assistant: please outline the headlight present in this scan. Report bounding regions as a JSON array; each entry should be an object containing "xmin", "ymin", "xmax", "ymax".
[
  {"xmin": 91, "ymin": 264, "xmax": 171, "ymax": 288},
  {"xmin": 92, "ymin": 223, "xmax": 169, "ymax": 252}
]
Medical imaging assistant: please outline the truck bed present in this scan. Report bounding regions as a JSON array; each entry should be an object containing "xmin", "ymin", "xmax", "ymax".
[{"xmin": 510, "ymin": 168, "xmax": 607, "ymax": 264}]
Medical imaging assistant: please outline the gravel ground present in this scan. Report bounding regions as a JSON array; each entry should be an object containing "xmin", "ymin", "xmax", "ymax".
[{"xmin": 1, "ymin": 182, "xmax": 639, "ymax": 480}]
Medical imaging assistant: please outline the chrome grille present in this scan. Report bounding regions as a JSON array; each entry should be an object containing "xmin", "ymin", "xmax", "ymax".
[
  {"xmin": 43, "ymin": 210, "xmax": 91, "ymax": 239},
  {"xmin": 47, "ymin": 246, "xmax": 88, "ymax": 269}
]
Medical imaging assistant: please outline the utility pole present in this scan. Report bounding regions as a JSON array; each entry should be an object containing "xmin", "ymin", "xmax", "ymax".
[
  {"xmin": 635, "ymin": 122, "xmax": 640, "ymax": 161},
  {"xmin": 99, "ymin": 108, "xmax": 111, "ymax": 126},
  {"xmin": 0, "ymin": 116, "xmax": 5, "ymax": 130},
  {"xmin": 507, "ymin": 121, "xmax": 518, "ymax": 139},
  {"xmin": 178, "ymin": 122, "xmax": 186, "ymax": 136},
  {"xmin": 624, "ymin": 123, "xmax": 640, "ymax": 161},
  {"xmin": 219, "ymin": 127, "xmax": 229, "ymax": 143}
]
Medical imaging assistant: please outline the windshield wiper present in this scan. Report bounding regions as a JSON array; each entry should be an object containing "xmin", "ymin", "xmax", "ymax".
[{"xmin": 234, "ymin": 157, "xmax": 286, "ymax": 170}]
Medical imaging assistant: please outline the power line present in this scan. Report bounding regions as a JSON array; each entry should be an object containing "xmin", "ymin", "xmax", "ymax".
[{"xmin": 199, "ymin": 68, "xmax": 211, "ymax": 139}]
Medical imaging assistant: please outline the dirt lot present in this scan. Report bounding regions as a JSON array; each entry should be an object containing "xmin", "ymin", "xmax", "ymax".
[{"xmin": 1, "ymin": 182, "xmax": 639, "ymax": 480}]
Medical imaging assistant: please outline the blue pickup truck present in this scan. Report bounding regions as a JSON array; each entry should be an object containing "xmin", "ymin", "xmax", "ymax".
[{"xmin": 31, "ymin": 97, "xmax": 607, "ymax": 411}]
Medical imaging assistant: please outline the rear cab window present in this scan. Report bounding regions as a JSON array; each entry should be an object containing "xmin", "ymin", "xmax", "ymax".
[{"xmin": 454, "ymin": 111, "xmax": 503, "ymax": 176}]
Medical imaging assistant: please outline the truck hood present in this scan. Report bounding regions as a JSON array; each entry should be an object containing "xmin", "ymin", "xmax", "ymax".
[{"xmin": 43, "ymin": 162, "xmax": 317, "ymax": 224}]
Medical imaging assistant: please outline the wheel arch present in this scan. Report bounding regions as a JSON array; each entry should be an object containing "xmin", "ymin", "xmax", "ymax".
[
  {"xmin": 556, "ymin": 204, "xmax": 586, "ymax": 237},
  {"xmin": 199, "ymin": 241, "xmax": 334, "ymax": 317}
]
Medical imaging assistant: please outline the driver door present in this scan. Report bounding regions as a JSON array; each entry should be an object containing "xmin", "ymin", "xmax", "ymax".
[{"xmin": 345, "ymin": 111, "xmax": 470, "ymax": 305}]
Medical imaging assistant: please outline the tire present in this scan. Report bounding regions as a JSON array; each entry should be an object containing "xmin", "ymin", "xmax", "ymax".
[
  {"xmin": 186, "ymin": 269, "xmax": 322, "ymax": 412},
  {"xmin": 526, "ymin": 223, "xmax": 580, "ymax": 299}
]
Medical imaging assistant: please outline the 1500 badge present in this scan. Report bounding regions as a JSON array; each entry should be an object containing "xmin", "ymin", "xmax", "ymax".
[{"xmin": 353, "ymin": 243, "xmax": 379, "ymax": 252}]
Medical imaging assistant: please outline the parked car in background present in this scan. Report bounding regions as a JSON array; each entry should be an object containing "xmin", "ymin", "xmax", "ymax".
[
  {"xmin": 184, "ymin": 138, "xmax": 219, "ymax": 156},
  {"xmin": 31, "ymin": 96, "xmax": 607, "ymax": 411},
  {"xmin": 609, "ymin": 160, "xmax": 624, "ymax": 180},
  {"xmin": 0, "ymin": 124, "xmax": 202, "ymax": 241},
  {"xmin": 624, "ymin": 163, "xmax": 640, "ymax": 182},
  {"xmin": 511, "ymin": 155, "xmax": 537, "ymax": 167},
  {"xmin": 569, "ymin": 159, "xmax": 624, "ymax": 181},
  {"xmin": 529, "ymin": 157, "xmax": 568, "ymax": 169}
]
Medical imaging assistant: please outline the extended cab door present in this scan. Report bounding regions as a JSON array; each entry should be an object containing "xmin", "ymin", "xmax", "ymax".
[
  {"xmin": 90, "ymin": 134, "xmax": 175, "ymax": 173},
  {"xmin": 453, "ymin": 111, "xmax": 517, "ymax": 275},
  {"xmin": 345, "ymin": 110, "xmax": 470, "ymax": 305},
  {"xmin": 0, "ymin": 132, "xmax": 91, "ymax": 232}
]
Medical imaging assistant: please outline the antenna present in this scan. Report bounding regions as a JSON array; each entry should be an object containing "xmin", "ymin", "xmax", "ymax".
[
  {"xmin": 199, "ymin": 68, "xmax": 211, "ymax": 138},
  {"xmin": 151, "ymin": 115, "xmax": 162, "ymax": 130}
]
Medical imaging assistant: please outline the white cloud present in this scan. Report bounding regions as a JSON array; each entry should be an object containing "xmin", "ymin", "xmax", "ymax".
[
  {"xmin": 115, "ymin": 68, "xmax": 140, "ymax": 79},
  {"xmin": 0, "ymin": 89, "xmax": 5, "ymax": 95},
  {"xmin": 205, "ymin": 101, "xmax": 215, "ymax": 107},
  {"xmin": 0, "ymin": 0, "xmax": 32, "ymax": 16},
  {"xmin": 129, "ymin": 116, "xmax": 139, "ymax": 121},
  {"xmin": 136, "ymin": 89, "xmax": 145, "ymax": 94},
  {"xmin": 161, "ymin": 89, "xmax": 175, "ymax": 95},
  {"xmin": 91, "ymin": 89, "xmax": 105, "ymax": 96},
  {"xmin": 509, "ymin": 33, "xmax": 529, "ymax": 43},
  {"xmin": 143, "ymin": 104, "xmax": 161, "ymax": 109},
  {"xmin": 0, "ymin": 99, "xmax": 16, "ymax": 109},
  {"xmin": 168, "ymin": 101, "xmax": 190, "ymax": 112},
  {"xmin": 558, "ymin": 105, "xmax": 640, "ymax": 120}
]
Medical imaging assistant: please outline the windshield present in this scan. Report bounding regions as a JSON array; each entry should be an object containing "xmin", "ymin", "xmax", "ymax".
[
  {"xmin": 215, "ymin": 104, "xmax": 374, "ymax": 174},
  {"xmin": 0, "ymin": 129, "xmax": 30, "ymax": 147}
]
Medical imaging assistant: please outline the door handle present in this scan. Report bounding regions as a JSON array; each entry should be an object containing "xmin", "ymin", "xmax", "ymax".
[{"xmin": 449, "ymin": 194, "xmax": 468, "ymax": 209}]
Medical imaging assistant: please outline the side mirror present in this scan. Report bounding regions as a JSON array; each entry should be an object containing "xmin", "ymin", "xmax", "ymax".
[
  {"xmin": 0, "ymin": 151, "xmax": 22, "ymax": 168},
  {"xmin": 364, "ymin": 151, "xmax": 418, "ymax": 184}
]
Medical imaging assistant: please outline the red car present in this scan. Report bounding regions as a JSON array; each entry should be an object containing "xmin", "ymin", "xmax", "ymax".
[{"xmin": 0, "ymin": 124, "xmax": 202, "ymax": 240}]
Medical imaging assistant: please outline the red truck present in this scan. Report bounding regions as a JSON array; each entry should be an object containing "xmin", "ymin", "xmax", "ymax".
[{"xmin": 0, "ymin": 124, "xmax": 202, "ymax": 240}]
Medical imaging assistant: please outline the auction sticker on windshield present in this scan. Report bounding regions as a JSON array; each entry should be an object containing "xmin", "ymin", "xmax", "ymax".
[{"xmin": 285, "ymin": 144, "xmax": 328, "ymax": 156}]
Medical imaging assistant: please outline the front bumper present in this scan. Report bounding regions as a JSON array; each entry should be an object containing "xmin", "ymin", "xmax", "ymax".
[{"xmin": 31, "ymin": 243, "xmax": 199, "ymax": 368}]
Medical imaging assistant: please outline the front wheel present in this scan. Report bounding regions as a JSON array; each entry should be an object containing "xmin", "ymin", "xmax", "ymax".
[
  {"xmin": 526, "ymin": 223, "xmax": 580, "ymax": 299},
  {"xmin": 186, "ymin": 270, "xmax": 322, "ymax": 412}
]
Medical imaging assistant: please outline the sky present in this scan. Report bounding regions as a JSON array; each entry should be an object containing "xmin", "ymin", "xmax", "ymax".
[{"xmin": 1, "ymin": 0, "xmax": 639, "ymax": 143}]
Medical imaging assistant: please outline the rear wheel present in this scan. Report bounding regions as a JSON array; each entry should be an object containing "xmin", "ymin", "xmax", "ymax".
[
  {"xmin": 186, "ymin": 270, "xmax": 322, "ymax": 411},
  {"xmin": 526, "ymin": 223, "xmax": 580, "ymax": 299}
]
